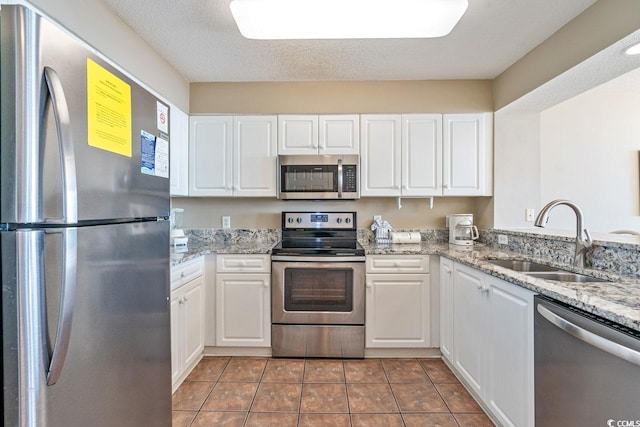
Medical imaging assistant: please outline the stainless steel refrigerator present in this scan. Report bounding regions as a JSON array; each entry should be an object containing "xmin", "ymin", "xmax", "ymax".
[{"xmin": 2, "ymin": 5, "xmax": 172, "ymax": 426}]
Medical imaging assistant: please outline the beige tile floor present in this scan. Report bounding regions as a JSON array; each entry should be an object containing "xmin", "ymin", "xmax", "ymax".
[{"xmin": 172, "ymin": 356, "xmax": 495, "ymax": 427}]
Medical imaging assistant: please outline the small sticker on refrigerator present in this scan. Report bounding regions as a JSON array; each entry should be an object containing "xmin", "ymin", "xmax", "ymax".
[
  {"xmin": 157, "ymin": 101, "xmax": 169, "ymax": 134},
  {"xmin": 140, "ymin": 130, "xmax": 169, "ymax": 178}
]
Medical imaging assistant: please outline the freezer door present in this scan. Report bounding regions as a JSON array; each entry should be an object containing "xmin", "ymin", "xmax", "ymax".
[
  {"xmin": 1, "ymin": 5, "xmax": 169, "ymax": 224},
  {"xmin": 2, "ymin": 221, "xmax": 171, "ymax": 427}
]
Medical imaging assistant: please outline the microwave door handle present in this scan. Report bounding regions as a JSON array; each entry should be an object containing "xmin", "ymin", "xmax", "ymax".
[
  {"xmin": 42, "ymin": 67, "xmax": 78, "ymax": 224},
  {"xmin": 337, "ymin": 159, "xmax": 343, "ymax": 198}
]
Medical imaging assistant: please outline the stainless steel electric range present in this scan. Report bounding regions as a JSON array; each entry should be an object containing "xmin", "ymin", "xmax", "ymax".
[{"xmin": 271, "ymin": 211, "xmax": 365, "ymax": 358}]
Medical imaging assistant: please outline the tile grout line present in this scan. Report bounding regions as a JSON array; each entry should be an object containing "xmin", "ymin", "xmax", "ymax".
[
  {"xmin": 418, "ymin": 360, "xmax": 463, "ymax": 427},
  {"xmin": 175, "ymin": 357, "xmax": 491, "ymax": 427}
]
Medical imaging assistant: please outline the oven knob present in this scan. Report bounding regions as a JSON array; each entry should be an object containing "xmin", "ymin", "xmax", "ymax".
[
  {"xmin": 287, "ymin": 217, "xmax": 293, "ymax": 224},
  {"xmin": 345, "ymin": 217, "xmax": 351, "ymax": 224},
  {"xmin": 337, "ymin": 218, "xmax": 342, "ymax": 224},
  {"xmin": 296, "ymin": 217, "xmax": 302, "ymax": 223}
]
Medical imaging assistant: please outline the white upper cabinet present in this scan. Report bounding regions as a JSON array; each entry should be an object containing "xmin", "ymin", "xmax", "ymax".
[
  {"xmin": 278, "ymin": 115, "xmax": 319, "ymax": 155},
  {"xmin": 402, "ymin": 114, "xmax": 442, "ymax": 196},
  {"xmin": 443, "ymin": 113, "xmax": 493, "ymax": 196},
  {"xmin": 169, "ymin": 105, "xmax": 189, "ymax": 196},
  {"xmin": 319, "ymin": 115, "xmax": 360, "ymax": 154},
  {"xmin": 233, "ymin": 116, "xmax": 277, "ymax": 197},
  {"xmin": 189, "ymin": 115, "xmax": 276, "ymax": 197},
  {"xmin": 189, "ymin": 116, "xmax": 233, "ymax": 196},
  {"xmin": 360, "ymin": 115, "xmax": 402, "ymax": 196},
  {"xmin": 278, "ymin": 115, "xmax": 359, "ymax": 155},
  {"xmin": 361, "ymin": 113, "xmax": 492, "ymax": 198}
]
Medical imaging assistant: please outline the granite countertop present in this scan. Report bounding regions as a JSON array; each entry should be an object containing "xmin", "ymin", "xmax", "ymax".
[
  {"xmin": 364, "ymin": 241, "xmax": 640, "ymax": 332},
  {"xmin": 172, "ymin": 237, "xmax": 640, "ymax": 332},
  {"xmin": 170, "ymin": 239, "xmax": 276, "ymax": 265}
]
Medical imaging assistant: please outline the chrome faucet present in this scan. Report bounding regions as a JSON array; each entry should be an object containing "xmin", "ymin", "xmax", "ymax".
[{"xmin": 534, "ymin": 199, "xmax": 593, "ymax": 268}]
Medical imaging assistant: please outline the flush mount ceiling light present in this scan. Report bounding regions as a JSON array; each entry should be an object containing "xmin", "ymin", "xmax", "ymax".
[
  {"xmin": 624, "ymin": 42, "xmax": 640, "ymax": 55},
  {"xmin": 229, "ymin": 0, "xmax": 469, "ymax": 40}
]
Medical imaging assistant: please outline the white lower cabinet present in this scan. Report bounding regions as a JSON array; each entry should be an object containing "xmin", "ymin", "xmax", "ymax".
[
  {"xmin": 171, "ymin": 257, "xmax": 205, "ymax": 392},
  {"xmin": 365, "ymin": 255, "xmax": 431, "ymax": 348},
  {"xmin": 215, "ymin": 255, "xmax": 271, "ymax": 347},
  {"xmin": 439, "ymin": 257, "xmax": 454, "ymax": 362},
  {"xmin": 452, "ymin": 264, "xmax": 486, "ymax": 397},
  {"xmin": 485, "ymin": 275, "xmax": 534, "ymax": 427},
  {"xmin": 442, "ymin": 260, "xmax": 534, "ymax": 427}
]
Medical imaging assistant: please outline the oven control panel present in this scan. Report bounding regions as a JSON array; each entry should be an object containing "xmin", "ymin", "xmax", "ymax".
[{"xmin": 283, "ymin": 212, "xmax": 356, "ymax": 229}]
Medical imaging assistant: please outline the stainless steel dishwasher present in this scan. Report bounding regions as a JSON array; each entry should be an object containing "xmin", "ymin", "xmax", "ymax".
[{"xmin": 534, "ymin": 295, "xmax": 640, "ymax": 427}]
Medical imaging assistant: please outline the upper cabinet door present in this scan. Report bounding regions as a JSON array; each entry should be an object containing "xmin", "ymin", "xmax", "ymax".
[
  {"xmin": 189, "ymin": 116, "xmax": 233, "ymax": 196},
  {"xmin": 319, "ymin": 115, "xmax": 360, "ymax": 155},
  {"xmin": 169, "ymin": 106, "xmax": 189, "ymax": 197},
  {"xmin": 233, "ymin": 116, "xmax": 277, "ymax": 197},
  {"xmin": 278, "ymin": 115, "xmax": 319, "ymax": 155},
  {"xmin": 443, "ymin": 113, "xmax": 493, "ymax": 196},
  {"xmin": 360, "ymin": 115, "xmax": 402, "ymax": 196},
  {"xmin": 402, "ymin": 114, "xmax": 442, "ymax": 196}
]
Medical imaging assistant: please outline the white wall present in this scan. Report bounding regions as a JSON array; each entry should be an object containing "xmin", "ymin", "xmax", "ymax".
[
  {"xmin": 539, "ymin": 89, "xmax": 640, "ymax": 233},
  {"xmin": 21, "ymin": 0, "xmax": 189, "ymax": 110},
  {"xmin": 493, "ymin": 111, "xmax": 541, "ymax": 228}
]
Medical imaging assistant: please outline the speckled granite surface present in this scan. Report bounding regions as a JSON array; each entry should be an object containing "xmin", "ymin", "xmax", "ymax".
[
  {"xmin": 170, "ymin": 228, "xmax": 279, "ymax": 265},
  {"xmin": 171, "ymin": 227, "xmax": 640, "ymax": 332},
  {"xmin": 363, "ymin": 241, "xmax": 640, "ymax": 332},
  {"xmin": 486, "ymin": 228, "xmax": 640, "ymax": 278}
]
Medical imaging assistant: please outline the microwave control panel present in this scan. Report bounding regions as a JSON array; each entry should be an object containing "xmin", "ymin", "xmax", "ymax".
[{"xmin": 343, "ymin": 165, "xmax": 357, "ymax": 192}]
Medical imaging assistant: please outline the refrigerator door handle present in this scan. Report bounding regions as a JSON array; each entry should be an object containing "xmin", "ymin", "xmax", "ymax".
[
  {"xmin": 17, "ymin": 231, "xmax": 48, "ymax": 426},
  {"xmin": 42, "ymin": 66, "xmax": 78, "ymax": 224},
  {"xmin": 46, "ymin": 228, "xmax": 78, "ymax": 385}
]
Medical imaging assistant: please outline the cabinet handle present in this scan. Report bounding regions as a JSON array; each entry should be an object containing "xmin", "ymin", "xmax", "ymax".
[
  {"xmin": 184, "ymin": 296, "xmax": 189, "ymax": 302},
  {"xmin": 180, "ymin": 272, "xmax": 185, "ymax": 278},
  {"xmin": 366, "ymin": 281, "xmax": 372, "ymax": 288},
  {"xmin": 263, "ymin": 282, "xmax": 269, "ymax": 288},
  {"xmin": 481, "ymin": 285, "xmax": 490, "ymax": 294},
  {"xmin": 443, "ymin": 183, "xmax": 449, "ymax": 189},
  {"xmin": 447, "ymin": 271, "xmax": 452, "ymax": 277}
]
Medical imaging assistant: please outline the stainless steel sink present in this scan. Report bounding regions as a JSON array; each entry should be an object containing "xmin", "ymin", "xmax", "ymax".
[
  {"xmin": 485, "ymin": 258, "xmax": 610, "ymax": 283},
  {"xmin": 485, "ymin": 259, "xmax": 559, "ymax": 272},
  {"xmin": 524, "ymin": 272, "xmax": 609, "ymax": 283}
]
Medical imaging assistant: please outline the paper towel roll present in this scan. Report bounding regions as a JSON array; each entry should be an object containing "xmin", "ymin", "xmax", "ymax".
[{"xmin": 390, "ymin": 232, "xmax": 421, "ymax": 244}]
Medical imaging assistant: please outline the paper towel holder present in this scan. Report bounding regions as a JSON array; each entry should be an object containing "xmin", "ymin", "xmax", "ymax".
[{"xmin": 396, "ymin": 196, "xmax": 434, "ymax": 210}]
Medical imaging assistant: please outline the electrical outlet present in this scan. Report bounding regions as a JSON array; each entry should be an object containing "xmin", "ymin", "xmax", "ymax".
[
  {"xmin": 222, "ymin": 216, "xmax": 231, "ymax": 229},
  {"xmin": 525, "ymin": 208, "xmax": 535, "ymax": 222},
  {"xmin": 498, "ymin": 234, "xmax": 509, "ymax": 245}
]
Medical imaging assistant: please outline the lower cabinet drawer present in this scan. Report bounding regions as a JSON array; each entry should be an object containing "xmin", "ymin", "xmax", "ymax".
[
  {"xmin": 216, "ymin": 254, "xmax": 270, "ymax": 273},
  {"xmin": 366, "ymin": 255, "xmax": 430, "ymax": 274}
]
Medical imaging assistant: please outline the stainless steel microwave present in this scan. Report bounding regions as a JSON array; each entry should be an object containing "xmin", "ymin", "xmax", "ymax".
[{"xmin": 278, "ymin": 155, "xmax": 359, "ymax": 200}]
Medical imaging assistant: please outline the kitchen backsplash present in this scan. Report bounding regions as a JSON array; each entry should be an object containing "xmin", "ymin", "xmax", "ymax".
[
  {"xmin": 185, "ymin": 228, "xmax": 281, "ymax": 245},
  {"xmin": 184, "ymin": 227, "xmax": 640, "ymax": 278},
  {"xmin": 485, "ymin": 229, "xmax": 640, "ymax": 278}
]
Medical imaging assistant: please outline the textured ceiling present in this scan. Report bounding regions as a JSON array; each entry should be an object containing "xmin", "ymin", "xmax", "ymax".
[{"xmin": 101, "ymin": 0, "xmax": 598, "ymax": 83}]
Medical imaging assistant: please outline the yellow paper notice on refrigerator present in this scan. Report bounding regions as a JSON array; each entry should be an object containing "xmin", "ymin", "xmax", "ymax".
[{"xmin": 86, "ymin": 58, "xmax": 132, "ymax": 157}]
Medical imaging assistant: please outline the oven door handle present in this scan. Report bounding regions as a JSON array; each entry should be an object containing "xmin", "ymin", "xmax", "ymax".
[
  {"xmin": 337, "ymin": 158, "xmax": 343, "ymax": 199},
  {"xmin": 537, "ymin": 304, "xmax": 640, "ymax": 367},
  {"xmin": 271, "ymin": 255, "xmax": 366, "ymax": 262}
]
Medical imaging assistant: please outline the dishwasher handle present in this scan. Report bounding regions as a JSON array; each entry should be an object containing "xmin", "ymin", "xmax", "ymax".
[{"xmin": 537, "ymin": 304, "xmax": 640, "ymax": 367}]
